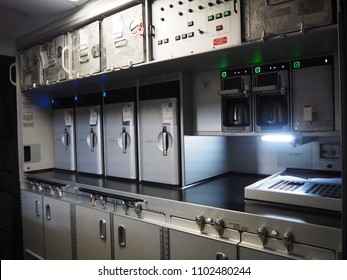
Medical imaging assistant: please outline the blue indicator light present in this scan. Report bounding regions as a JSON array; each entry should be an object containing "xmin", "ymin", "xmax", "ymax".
[
  {"xmin": 74, "ymin": 96, "xmax": 78, "ymax": 101},
  {"xmin": 51, "ymin": 99, "xmax": 54, "ymax": 104},
  {"xmin": 103, "ymin": 91, "xmax": 107, "ymax": 97}
]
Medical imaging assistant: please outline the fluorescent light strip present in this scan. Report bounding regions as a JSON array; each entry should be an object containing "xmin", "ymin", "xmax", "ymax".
[{"xmin": 260, "ymin": 134, "xmax": 295, "ymax": 143}]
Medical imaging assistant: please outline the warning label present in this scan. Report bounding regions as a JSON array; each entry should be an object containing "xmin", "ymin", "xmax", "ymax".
[{"xmin": 213, "ymin": 37, "xmax": 228, "ymax": 46}]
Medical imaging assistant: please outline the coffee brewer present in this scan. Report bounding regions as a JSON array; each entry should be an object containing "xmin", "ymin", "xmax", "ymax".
[
  {"xmin": 220, "ymin": 67, "xmax": 252, "ymax": 132},
  {"xmin": 253, "ymin": 62, "xmax": 290, "ymax": 132}
]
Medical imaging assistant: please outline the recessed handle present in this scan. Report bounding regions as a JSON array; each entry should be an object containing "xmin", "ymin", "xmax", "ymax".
[
  {"xmin": 118, "ymin": 225, "xmax": 126, "ymax": 248},
  {"xmin": 45, "ymin": 204, "xmax": 51, "ymax": 221},
  {"xmin": 99, "ymin": 219, "xmax": 107, "ymax": 240},
  {"xmin": 35, "ymin": 200, "xmax": 41, "ymax": 217}
]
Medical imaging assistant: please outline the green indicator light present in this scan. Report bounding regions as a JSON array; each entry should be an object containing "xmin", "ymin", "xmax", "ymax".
[
  {"xmin": 255, "ymin": 66, "xmax": 261, "ymax": 74},
  {"xmin": 208, "ymin": 15, "xmax": 214, "ymax": 21},
  {"xmin": 293, "ymin": 61, "xmax": 301, "ymax": 69},
  {"xmin": 221, "ymin": 71, "xmax": 227, "ymax": 78},
  {"xmin": 224, "ymin": 11, "xmax": 231, "ymax": 17}
]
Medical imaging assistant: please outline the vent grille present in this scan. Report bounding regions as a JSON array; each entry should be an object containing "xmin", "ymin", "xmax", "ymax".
[
  {"xmin": 267, "ymin": 180, "xmax": 304, "ymax": 192},
  {"xmin": 305, "ymin": 183, "xmax": 341, "ymax": 198},
  {"xmin": 266, "ymin": 180, "xmax": 341, "ymax": 199}
]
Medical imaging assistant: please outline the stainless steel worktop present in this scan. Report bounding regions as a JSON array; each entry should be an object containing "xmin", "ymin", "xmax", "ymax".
[{"xmin": 24, "ymin": 169, "xmax": 341, "ymax": 230}]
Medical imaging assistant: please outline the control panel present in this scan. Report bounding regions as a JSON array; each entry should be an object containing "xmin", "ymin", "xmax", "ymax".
[{"xmin": 151, "ymin": 0, "xmax": 241, "ymax": 61}]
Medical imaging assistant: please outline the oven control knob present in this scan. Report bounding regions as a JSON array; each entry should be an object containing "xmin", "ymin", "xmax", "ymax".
[
  {"xmin": 214, "ymin": 219, "xmax": 225, "ymax": 237},
  {"xmin": 282, "ymin": 232, "xmax": 294, "ymax": 252},
  {"xmin": 256, "ymin": 227, "xmax": 268, "ymax": 246},
  {"xmin": 195, "ymin": 215, "xmax": 205, "ymax": 232}
]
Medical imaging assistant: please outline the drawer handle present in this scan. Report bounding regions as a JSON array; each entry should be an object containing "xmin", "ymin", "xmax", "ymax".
[
  {"xmin": 99, "ymin": 219, "xmax": 107, "ymax": 240},
  {"xmin": 216, "ymin": 252, "xmax": 228, "ymax": 260},
  {"xmin": 118, "ymin": 225, "xmax": 126, "ymax": 248},
  {"xmin": 35, "ymin": 200, "xmax": 41, "ymax": 217},
  {"xmin": 45, "ymin": 204, "xmax": 51, "ymax": 221}
]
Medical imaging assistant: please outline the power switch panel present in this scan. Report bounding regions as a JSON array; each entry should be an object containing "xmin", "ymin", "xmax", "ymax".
[{"xmin": 151, "ymin": 0, "xmax": 241, "ymax": 61}]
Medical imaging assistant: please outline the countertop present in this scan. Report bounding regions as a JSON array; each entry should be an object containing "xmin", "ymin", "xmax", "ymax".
[{"xmin": 24, "ymin": 169, "xmax": 342, "ymax": 229}]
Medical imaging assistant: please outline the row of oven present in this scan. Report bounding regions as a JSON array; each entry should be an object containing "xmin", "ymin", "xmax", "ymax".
[
  {"xmin": 18, "ymin": 0, "xmax": 335, "ymax": 91},
  {"xmin": 220, "ymin": 55, "xmax": 335, "ymax": 133},
  {"xmin": 53, "ymin": 79, "xmax": 184, "ymax": 185}
]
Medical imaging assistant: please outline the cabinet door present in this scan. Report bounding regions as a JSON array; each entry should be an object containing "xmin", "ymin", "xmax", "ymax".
[
  {"xmin": 113, "ymin": 214, "xmax": 162, "ymax": 260},
  {"xmin": 43, "ymin": 196, "xmax": 72, "ymax": 260},
  {"xmin": 21, "ymin": 191, "xmax": 44, "ymax": 259},
  {"xmin": 169, "ymin": 229, "xmax": 237, "ymax": 260},
  {"xmin": 238, "ymin": 246, "xmax": 292, "ymax": 260},
  {"xmin": 75, "ymin": 205, "xmax": 112, "ymax": 260}
]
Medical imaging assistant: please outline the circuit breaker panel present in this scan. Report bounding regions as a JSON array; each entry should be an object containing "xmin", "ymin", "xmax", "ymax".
[{"xmin": 151, "ymin": 0, "xmax": 241, "ymax": 61}]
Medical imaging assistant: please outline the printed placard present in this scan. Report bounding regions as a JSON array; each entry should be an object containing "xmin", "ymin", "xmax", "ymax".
[
  {"xmin": 122, "ymin": 104, "xmax": 133, "ymax": 125},
  {"xmin": 162, "ymin": 102, "xmax": 176, "ymax": 125},
  {"xmin": 64, "ymin": 110, "xmax": 72, "ymax": 127},
  {"xmin": 89, "ymin": 108, "xmax": 98, "ymax": 125}
]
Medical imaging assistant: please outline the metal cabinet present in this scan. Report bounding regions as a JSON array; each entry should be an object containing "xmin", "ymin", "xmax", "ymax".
[
  {"xmin": 21, "ymin": 190, "xmax": 45, "ymax": 259},
  {"xmin": 238, "ymin": 246, "xmax": 293, "ymax": 260},
  {"xmin": 21, "ymin": 190, "xmax": 72, "ymax": 259},
  {"xmin": 238, "ymin": 232, "xmax": 336, "ymax": 260},
  {"xmin": 169, "ymin": 229, "xmax": 237, "ymax": 260},
  {"xmin": 75, "ymin": 204, "xmax": 112, "ymax": 260},
  {"xmin": 113, "ymin": 214, "xmax": 163, "ymax": 260},
  {"xmin": 43, "ymin": 196, "xmax": 72, "ymax": 260}
]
